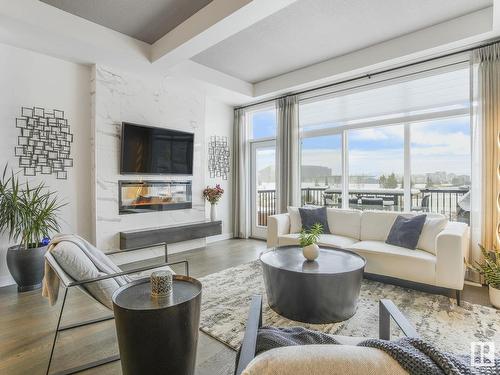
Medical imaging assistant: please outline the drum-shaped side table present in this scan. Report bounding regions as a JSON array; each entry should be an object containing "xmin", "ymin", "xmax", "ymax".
[{"xmin": 112, "ymin": 275, "xmax": 202, "ymax": 375}]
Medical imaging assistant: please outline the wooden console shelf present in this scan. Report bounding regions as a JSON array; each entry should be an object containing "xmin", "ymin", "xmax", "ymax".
[{"xmin": 119, "ymin": 220, "xmax": 222, "ymax": 250}]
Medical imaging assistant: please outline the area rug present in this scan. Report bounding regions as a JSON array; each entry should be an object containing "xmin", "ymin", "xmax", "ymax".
[{"xmin": 199, "ymin": 261, "xmax": 500, "ymax": 355}]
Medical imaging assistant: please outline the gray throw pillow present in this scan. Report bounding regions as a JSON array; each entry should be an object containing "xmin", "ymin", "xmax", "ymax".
[
  {"xmin": 386, "ymin": 214, "xmax": 426, "ymax": 250},
  {"xmin": 298, "ymin": 207, "xmax": 330, "ymax": 233}
]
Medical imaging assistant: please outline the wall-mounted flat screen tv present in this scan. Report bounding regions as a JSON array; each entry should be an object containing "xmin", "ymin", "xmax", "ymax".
[{"xmin": 120, "ymin": 122, "xmax": 194, "ymax": 175}]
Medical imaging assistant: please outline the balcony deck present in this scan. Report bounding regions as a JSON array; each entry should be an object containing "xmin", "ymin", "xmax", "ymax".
[{"xmin": 257, "ymin": 187, "xmax": 470, "ymax": 226}]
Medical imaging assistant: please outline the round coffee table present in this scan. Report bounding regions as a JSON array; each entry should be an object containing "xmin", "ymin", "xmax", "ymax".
[{"xmin": 260, "ymin": 246, "xmax": 365, "ymax": 323}]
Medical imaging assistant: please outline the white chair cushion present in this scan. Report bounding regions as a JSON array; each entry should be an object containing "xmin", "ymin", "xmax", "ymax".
[
  {"xmin": 417, "ymin": 214, "xmax": 448, "ymax": 255},
  {"xmin": 278, "ymin": 234, "xmax": 357, "ymax": 249},
  {"xmin": 242, "ymin": 345, "xmax": 408, "ymax": 375},
  {"xmin": 327, "ymin": 208, "xmax": 362, "ymax": 240},
  {"xmin": 51, "ymin": 241, "xmax": 120, "ymax": 309},
  {"xmin": 288, "ymin": 207, "xmax": 302, "ymax": 233},
  {"xmin": 347, "ymin": 240, "xmax": 436, "ymax": 285}
]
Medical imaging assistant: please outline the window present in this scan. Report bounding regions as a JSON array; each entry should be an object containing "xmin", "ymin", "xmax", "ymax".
[
  {"xmin": 248, "ymin": 108, "xmax": 276, "ymax": 140},
  {"xmin": 248, "ymin": 106, "xmax": 278, "ymax": 235},
  {"xmin": 298, "ymin": 65, "xmax": 471, "ymax": 223},
  {"xmin": 348, "ymin": 125, "xmax": 404, "ymax": 211},
  {"xmin": 300, "ymin": 134, "xmax": 342, "ymax": 206},
  {"xmin": 410, "ymin": 116, "xmax": 471, "ymax": 222}
]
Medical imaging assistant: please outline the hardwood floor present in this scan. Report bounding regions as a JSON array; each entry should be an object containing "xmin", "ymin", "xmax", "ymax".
[
  {"xmin": 0, "ymin": 238, "xmax": 491, "ymax": 375},
  {"xmin": 0, "ymin": 239, "xmax": 266, "ymax": 375}
]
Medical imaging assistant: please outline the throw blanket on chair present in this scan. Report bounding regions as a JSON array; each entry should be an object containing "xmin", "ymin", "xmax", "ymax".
[
  {"xmin": 254, "ymin": 326, "xmax": 500, "ymax": 375},
  {"xmin": 42, "ymin": 234, "xmax": 131, "ymax": 306}
]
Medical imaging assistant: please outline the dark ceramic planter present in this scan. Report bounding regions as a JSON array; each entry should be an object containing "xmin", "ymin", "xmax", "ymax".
[{"xmin": 6, "ymin": 244, "xmax": 48, "ymax": 292}]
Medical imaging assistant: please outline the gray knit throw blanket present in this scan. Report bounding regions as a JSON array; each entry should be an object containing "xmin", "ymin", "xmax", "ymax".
[{"xmin": 254, "ymin": 326, "xmax": 500, "ymax": 375}]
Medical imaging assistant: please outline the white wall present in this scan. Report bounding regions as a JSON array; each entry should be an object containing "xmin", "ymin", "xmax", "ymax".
[
  {"xmin": 92, "ymin": 65, "xmax": 208, "ymax": 252},
  {"xmin": 0, "ymin": 43, "xmax": 91, "ymax": 286},
  {"xmin": 204, "ymin": 97, "xmax": 234, "ymax": 241},
  {"xmin": 0, "ymin": 45, "xmax": 235, "ymax": 285}
]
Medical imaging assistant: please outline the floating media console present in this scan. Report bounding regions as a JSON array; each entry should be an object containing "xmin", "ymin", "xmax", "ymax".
[{"xmin": 118, "ymin": 180, "xmax": 192, "ymax": 215}]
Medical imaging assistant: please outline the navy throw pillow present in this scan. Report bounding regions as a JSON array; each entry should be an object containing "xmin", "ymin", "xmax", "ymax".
[
  {"xmin": 298, "ymin": 207, "xmax": 330, "ymax": 233},
  {"xmin": 386, "ymin": 214, "xmax": 426, "ymax": 250}
]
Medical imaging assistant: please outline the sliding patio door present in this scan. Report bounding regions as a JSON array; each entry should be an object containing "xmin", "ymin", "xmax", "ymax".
[{"xmin": 251, "ymin": 140, "xmax": 276, "ymax": 238}]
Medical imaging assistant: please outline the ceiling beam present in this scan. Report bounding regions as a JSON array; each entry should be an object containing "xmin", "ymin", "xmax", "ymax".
[
  {"xmin": 253, "ymin": 7, "xmax": 495, "ymax": 98},
  {"xmin": 151, "ymin": 0, "xmax": 298, "ymax": 68}
]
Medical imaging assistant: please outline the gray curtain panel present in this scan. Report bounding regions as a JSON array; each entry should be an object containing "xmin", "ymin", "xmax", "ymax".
[
  {"xmin": 232, "ymin": 108, "xmax": 250, "ymax": 238},
  {"xmin": 277, "ymin": 95, "xmax": 300, "ymax": 213}
]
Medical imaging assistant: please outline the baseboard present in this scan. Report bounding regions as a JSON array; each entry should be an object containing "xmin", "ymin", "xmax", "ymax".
[
  {"xmin": 464, "ymin": 280, "xmax": 483, "ymax": 288},
  {"xmin": 0, "ymin": 275, "xmax": 15, "ymax": 288},
  {"xmin": 206, "ymin": 232, "xmax": 233, "ymax": 244}
]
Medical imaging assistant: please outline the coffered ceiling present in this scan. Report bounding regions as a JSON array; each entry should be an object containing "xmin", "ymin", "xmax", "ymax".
[
  {"xmin": 192, "ymin": 0, "xmax": 492, "ymax": 83},
  {"xmin": 1, "ymin": 0, "xmax": 498, "ymax": 104},
  {"xmin": 40, "ymin": 0, "xmax": 212, "ymax": 44}
]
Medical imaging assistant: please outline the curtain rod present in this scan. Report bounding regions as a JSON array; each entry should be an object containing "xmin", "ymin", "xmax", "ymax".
[{"xmin": 235, "ymin": 38, "xmax": 499, "ymax": 111}]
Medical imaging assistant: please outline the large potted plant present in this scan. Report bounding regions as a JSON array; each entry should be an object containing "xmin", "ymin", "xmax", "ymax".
[
  {"xmin": 0, "ymin": 166, "xmax": 65, "ymax": 292},
  {"xmin": 468, "ymin": 244, "xmax": 500, "ymax": 309}
]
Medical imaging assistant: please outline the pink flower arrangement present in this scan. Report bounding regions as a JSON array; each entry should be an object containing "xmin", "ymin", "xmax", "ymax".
[{"xmin": 203, "ymin": 184, "xmax": 224, "ymax": 205}]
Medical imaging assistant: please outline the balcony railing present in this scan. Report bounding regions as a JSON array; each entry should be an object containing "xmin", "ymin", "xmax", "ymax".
[{"xmin": 257, "ymin": 187, "xmax": 470, "ymax": 227}]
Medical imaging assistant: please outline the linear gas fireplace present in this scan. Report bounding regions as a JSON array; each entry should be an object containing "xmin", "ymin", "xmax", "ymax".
[{"xmin": 118, "ymin": 180, "xmax": 192, "ymax": 215}]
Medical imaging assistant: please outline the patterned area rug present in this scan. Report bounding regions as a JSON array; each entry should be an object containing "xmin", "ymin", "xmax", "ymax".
[{"xmin": 199, "ymin": 261, "xmax": 500, "ymax": 354}]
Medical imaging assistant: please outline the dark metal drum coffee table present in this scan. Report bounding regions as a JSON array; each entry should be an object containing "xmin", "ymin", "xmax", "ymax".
[
  {"xmin": 112, "ymin": 275, "xmax": 202, "ymax": 375},
  {"xmin": 261, "ymin": 246, "xmax": 365, "ymax": 323}
]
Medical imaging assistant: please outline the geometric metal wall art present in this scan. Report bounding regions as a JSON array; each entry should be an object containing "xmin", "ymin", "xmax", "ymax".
[
  {"xmin": 208, "ymin": 135, "xmax": 230, "ymax": 180},
  {"xmin": 15, "ymin": 106, "xmax": 73, "ymax": 180}
]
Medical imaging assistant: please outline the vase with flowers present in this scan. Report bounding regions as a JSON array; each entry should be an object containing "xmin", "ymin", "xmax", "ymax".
[{"xmin": 203, "ymin": 184, "xmax": 224, "ymax": 221}]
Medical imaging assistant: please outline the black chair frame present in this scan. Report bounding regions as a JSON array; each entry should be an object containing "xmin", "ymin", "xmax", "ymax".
[
  {"xmin": 46, "ymin": 260, "xmax": 189, "ymax": 375},
  {"xmin": 235, "ymin": 295, "xmax": 418, "ymax": 375}
]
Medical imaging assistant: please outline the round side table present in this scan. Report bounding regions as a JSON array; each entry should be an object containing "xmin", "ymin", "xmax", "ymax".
[{"xmin": 112, "ymin": 275, "xmax": 202, "ymax": 375}]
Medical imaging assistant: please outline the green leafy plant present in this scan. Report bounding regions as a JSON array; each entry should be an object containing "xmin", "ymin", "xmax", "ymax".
[
  {"xmin": 467, "ymin": 244, "xmax": 500, "ymax": 289},
  {"xmin": 0, "ymin": 165, "xmax": 65, "ymax": 249},
  {"xmin": 299, "ymin": 223, "xmax": 323, "ymax": 247}
]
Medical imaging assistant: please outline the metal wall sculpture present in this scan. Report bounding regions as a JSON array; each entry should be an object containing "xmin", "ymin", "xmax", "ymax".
[
  {"xmin": 15, "ymin": 107, "xmax": 73, "ymax": 179},
  {"xmin": 208, "ymin": 136, "xmax": 230, "ymax": 180}
]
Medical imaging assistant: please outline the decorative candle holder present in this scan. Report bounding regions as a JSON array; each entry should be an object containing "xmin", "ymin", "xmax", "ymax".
[{"xmin": 150, "ymin": 270, "xmax": 173, "ymax": 297}]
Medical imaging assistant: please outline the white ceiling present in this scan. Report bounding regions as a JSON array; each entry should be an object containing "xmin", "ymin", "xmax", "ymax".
[
  {"xmin": 40, "ymin": 0, "xmax": 212, "ymax": 44},
  {"xmin": 192, "ymin": 0, "xmax": 492, "ymax": 83}
]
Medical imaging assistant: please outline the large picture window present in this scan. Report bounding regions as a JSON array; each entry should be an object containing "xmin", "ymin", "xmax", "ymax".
[{"xmin": 298, "ymin": 64, "xmax": 471, "ymax": 223}]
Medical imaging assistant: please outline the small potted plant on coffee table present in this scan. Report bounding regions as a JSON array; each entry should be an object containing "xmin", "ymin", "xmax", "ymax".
[
  {"xmin": 299, "ymin": 223, "xmax": 323, "ymax": 261},
  {"xmin": 468, "ymin": 244, "xmax": 500, "ymax": 309},
  {"xmin": 0, "ymin": 166, "xmax": 65, "ymax": 292}
]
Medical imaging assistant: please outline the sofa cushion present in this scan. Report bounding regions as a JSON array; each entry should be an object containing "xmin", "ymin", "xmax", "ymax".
[
  {"xmin": 417, "ymin": 214, "xmax": 448, "ymax": 255},
  {"xmin": 327, "ymin": 208, "xmax": 362, "ymax": 239},
  {"xmin": 288, "ymin": 207, "xmax": 302, "ymax": 233},
  {"xmin": 347, "ymin": 240, "xmax": 436, "ymax": 285},
  {"xmin": 360, "ymin": 211, "xmax": 413, "ymax": 241},
  {"xmin": 242, "ymin": 345, "xmax": 407, "ymax": 375},
  {"xmin": 278, "ymin": 234, "xmax": 357, "ymax": 249},
  {"xmin": 386, "ymin": 214, "xmax": 426, "ymax": 250},
  {"xmin": 299, "ymin": 206, "xmax": 330, "ymax": 233}
]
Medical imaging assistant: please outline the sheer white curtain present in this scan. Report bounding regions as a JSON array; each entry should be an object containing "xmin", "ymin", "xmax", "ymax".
[
  {"xmin": 232, "ymin": 108, "xmax": 250, "ymax": 238},
  {"xmin": 471, "ymin": 43, "xmax": 500, "ymax": 261},
  {"xmin": 276, "ymin": 95, "xmax": 300, "ymax": 212}
]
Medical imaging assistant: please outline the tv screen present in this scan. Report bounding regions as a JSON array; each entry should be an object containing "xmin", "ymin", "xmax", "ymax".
[{"xmin": 120, "ymin": 123, "xmax": 194, "ymax": 175}]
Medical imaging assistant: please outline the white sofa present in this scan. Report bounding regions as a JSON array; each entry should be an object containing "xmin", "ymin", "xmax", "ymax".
[{"xmin": 267, "ymin": 208, "xmax": 469, "ymax": 295}]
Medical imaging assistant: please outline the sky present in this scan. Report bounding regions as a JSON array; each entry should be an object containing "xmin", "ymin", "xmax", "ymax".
[{"xmin": 251, "ymin": 110, "xmax": 471, "ymax": 178}]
